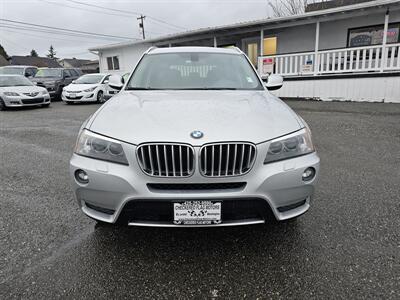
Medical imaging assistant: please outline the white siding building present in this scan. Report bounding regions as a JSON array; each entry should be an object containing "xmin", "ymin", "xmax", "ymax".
[{"xmin": 90, "ymin": 0, "xmax": 400, "ymax": 103}]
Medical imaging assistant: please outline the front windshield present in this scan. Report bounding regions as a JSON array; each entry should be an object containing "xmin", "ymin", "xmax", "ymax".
[
  {"xmin": 126, "ymin": 52, "xmax": 263, "ymax": 90},
  {"xmin": 74, "ymin": 74, "xmax": 103, "ymax": 84},
  {"xmin": 0, "ymin": 75, "xmax": 34, "ymax": 87},
  {"xmin": 35, "ymin": 69, "xmax": 62, "ymax": 78},
  {"xmin": 0, "ymin": 67, "xmax": 24, "ymax": 75}
]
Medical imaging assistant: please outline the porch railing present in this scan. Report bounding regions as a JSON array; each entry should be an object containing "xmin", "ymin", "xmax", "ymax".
[{"xmin": 258, "ymin": 43, "xmax": 400, "ymax": 77}]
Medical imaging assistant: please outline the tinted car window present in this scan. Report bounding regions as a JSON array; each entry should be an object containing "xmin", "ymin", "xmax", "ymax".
[
  {"xmin": 64, "ymin": 69, "xmax": 72, "ymax": 77},
  {"xmin": 24, "ymin": 68, "xmax": 34, "ymax": 77},
  {"xmin": 69, "ymin": 69, "xmax": 79, "ymax": 77}
]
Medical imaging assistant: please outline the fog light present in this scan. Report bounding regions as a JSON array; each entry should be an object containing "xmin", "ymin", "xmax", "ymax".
[
  {"xmin": 75, "ymin": 169, "xmax": 89, "ymax": 184},
  {"xmin": 302, "ymin": 167, "xmax": 315, "ymax": 182}
]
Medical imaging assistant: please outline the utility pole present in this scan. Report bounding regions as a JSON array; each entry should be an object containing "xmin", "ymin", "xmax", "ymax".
[{"xmin": 137, "ymin": 15, "xmax": 146, "ymax": 39}]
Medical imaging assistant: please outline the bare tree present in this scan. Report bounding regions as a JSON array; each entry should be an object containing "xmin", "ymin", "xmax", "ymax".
[{"xmin": 268, "ymin": 0, "xmax": 323, "ymax": 17}]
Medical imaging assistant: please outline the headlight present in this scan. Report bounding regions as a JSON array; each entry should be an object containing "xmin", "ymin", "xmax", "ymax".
[
  {"xmin": 4, "ymin": 92, "xmax": 19, "ymax": 96},
  {"xmin": 264, "ymin": 128, "xmax": 314, "ymax": 164},
  {"xmin": 84, "ymin": 87, "xmax": 96, "ymax": 92},
  {"xmin": 74, "ymin": 129, "xmax": 129, "ymax": 165}
]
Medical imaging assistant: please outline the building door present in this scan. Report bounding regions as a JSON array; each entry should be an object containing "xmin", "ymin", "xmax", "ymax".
[{"xmin": 243, "ymin": 39, "xmax": 259, "ymax": 67}]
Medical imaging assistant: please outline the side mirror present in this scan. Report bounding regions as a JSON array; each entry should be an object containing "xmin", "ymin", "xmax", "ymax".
[
  {"xmin": 103, "ymin": 80, "xmax": 109, "ymax": 84},
  {"xmin": 108, "ymin": 74, "xmax": 123, "ymax": 90},
  {"xmin": 264, "ymin": 74, "xmax": 283, "ymax": 91},
  {"xmin": 72, "ymin": 80, "xmax": 76, "ymax": 84}
]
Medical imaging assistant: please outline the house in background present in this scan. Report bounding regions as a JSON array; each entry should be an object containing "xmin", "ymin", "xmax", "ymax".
[
  {"xmin": 89, "ymin": 0, "xmax": 400, "ymax": 103},
  {"xmin": 80, "ymin": 60, "xmax": 99, "ymax": 73},
  {"xmin": 8, "ymin": 56, "xmax": 61, "ymax": 68},
  {"xmin": 59, "ymin": 58, "xmax": 91, "ymax": 69}
]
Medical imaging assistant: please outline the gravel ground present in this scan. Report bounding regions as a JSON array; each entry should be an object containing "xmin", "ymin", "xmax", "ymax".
[{"xmin": 0, "ymin": 100, "xmax": 399, "ymax": 299}]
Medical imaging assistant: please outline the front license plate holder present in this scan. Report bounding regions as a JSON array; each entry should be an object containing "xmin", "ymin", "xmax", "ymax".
[
  {"xmin": 173, "ymin": 201, "xmax": 221, "ymax": 225},
  {"xmin": 69, "ymin": 93, "xmax": 76, "ymax": 98}
]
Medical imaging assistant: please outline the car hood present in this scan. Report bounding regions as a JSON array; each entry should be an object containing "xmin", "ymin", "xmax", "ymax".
[
  {"xmin": 89, "ymin": 90, "xmax": 302, "ymax": 145},
  {"xmin": 0, "ymin": 85, "xmax": 47, "ymax": 94},
  {"xmin": 64, "ymin": 83, "xmax": 98, "ymax": 91}
]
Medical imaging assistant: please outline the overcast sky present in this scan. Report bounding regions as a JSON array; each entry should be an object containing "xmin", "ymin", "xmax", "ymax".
[{"xmin": 0, "ymin": 0, "xmax": 274, "ymax": 60}]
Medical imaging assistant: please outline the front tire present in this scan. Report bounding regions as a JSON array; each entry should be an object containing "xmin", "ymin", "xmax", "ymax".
[
  {"xmin": 96, "ymin": 91, "xmax": 104, "ymax": 103},
  {"xmin": 0, "ymin": 98, "xmax": 7, "ymax": 111}
]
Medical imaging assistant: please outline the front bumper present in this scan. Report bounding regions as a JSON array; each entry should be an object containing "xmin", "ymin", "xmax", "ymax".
[
  {"xmin": 2, "ymin": 95, "xmax": 50, "ymax": 107},
  {"xmin": 62, "ymin": 90, "xmax": 97, "ymax": 102},
  {"xmin": 70, "ymin": 145, "xmax": 320, "ymax": 227}
]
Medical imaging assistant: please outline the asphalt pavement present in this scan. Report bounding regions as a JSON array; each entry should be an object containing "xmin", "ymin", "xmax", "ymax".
[{"xmin": 0, "ymin": 100, "xmax": 399, "ymax": 299}]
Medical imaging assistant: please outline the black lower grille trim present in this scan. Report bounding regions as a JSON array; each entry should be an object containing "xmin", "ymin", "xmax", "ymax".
[
  {"xmin": 147, "ymin": 182, "xmax": 246, "ymax": 191},
  {"xmin": 21, "ymin": 98, "xmax": 44, "ymax": 104},
  {"xmin": 117, "ymin": 198, "xmax": 273, "ymax": 225},
  {"xmin": 85, "ymin": 202, "xmax": 115, "ymax": 215},
  {"xmin": 66, "ymin": 96, "xmax": 83, "ymax": 100},
  {"xmin": 277, "ymin": 199, "xmax": 307, "ymax": 213}
]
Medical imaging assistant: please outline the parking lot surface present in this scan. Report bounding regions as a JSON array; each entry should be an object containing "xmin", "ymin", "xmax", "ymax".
[{"xmin": 1, "ymin": 100, "xmax": 399, "ymax": 299}]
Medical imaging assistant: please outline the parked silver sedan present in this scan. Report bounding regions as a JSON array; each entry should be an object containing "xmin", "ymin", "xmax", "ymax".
[
  {"xmin": 0, "ymin": 75, "xmax": 50, "ymax": 110},
  {"xmin": 70, "ymin": 47, "xmax": 320, "ymax": 227}
]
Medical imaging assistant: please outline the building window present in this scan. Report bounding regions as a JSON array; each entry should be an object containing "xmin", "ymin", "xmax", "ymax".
[
  {"xmin": 348, "ymin": 23, "xmax": 400, "ymax": 47},
  {"xmin": 106, "ymin": 56, "xmax": 120, "ymax": 70},
  {"xmin": 263, "ymin": 37, "xmax": 277, "ymax": 56}
]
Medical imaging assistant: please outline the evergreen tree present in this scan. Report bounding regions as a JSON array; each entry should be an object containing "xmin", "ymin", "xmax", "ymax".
[
  {"xmin": 47, "ymin": 45, "xmax": 56, "ymax": 58},
  {"xmin": 30, "ymin": 49, "xmax": 39, "ymax": 57}
]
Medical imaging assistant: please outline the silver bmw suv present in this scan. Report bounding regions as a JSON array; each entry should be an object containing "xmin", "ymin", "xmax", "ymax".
[{"xmin": 70, "ymin": 47, "xmax": 320, "ymax": 227}]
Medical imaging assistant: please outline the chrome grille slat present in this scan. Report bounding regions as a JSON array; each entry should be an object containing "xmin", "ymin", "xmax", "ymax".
[
  {"xmin": 164, "ymin": 145, "xmax": 169, "ymax": 177},
  {"xmin": 211, "ymin": 145, "xmax": 215, "ymax": 176},
  {"xmin": 232, "ymin": 144, "xmax": 238, "ymax": 175},
  {"xmin": 171, "ymin": 145, "xmax": 176, "ymax": 175},
  {"xmin": 239, "ymin": 144, "xmax": 245, "ymax": 173},
  {"xmin": 147, "ymin": 146, "xmax": 154, "ymax": 176},
  {"xmin": 179, "ymin": 145, "xmax": 183, "ymax": 177},
  {"xmin": 218, "ymin": 144, "xmax": 222, "ymax": 176},
  {"xmin": 137, "ymin": 143, "xmax": 194, "ymax": 177},
  {"xmin": 155, "ymin": 145, "xmax": 161, "ymax": 176},
  {"xmin": 225, "ymin": 144, "xmax": 230, "ymax": 176},
  {"xmin": 200, "ymin": 142, "xmax": 256, "ymax": 177}
]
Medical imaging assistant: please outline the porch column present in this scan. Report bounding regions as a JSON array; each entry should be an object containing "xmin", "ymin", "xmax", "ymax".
[
  {"xmin": 381, "ymin": 9, "xmax": 390, "ymax": 72},
  {"xmin": 213, "ymin": 36, "xmax": 217, "ymax": 47},
  {"xmin": 314, "ymin": 21, "xmax": 320, "ymax": 76}
]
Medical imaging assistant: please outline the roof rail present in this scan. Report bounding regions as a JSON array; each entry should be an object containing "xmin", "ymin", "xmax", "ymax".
[{"xmin": 145, "ymin": 46, "xmax": 158, "ymax": 54}]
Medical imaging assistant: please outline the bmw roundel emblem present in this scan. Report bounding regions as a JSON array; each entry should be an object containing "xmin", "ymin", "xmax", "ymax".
[{"xmin": 190, "ymin": 130, "xmax": 204, "ymax": 139}]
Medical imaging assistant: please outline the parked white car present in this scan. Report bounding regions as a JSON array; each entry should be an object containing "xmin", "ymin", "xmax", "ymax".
[
  {"xmin": 0, "ymin": 75, "xmax": 50, "ymax": 110},
  {"xmin": 62, "ymin": 73, "xmax": 110, "ymax": 104},
  {"xmin": 104, "ymin": 72, "xmax": 130, "ymax": 100}
]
